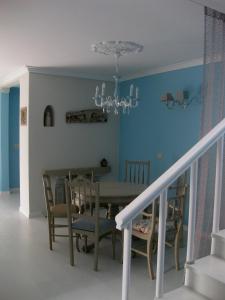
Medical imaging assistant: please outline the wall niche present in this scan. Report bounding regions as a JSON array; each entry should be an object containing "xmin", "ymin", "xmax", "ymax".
[{"xmin": 43, "ymin": 105, "xmax": 54, "ymax": 127}]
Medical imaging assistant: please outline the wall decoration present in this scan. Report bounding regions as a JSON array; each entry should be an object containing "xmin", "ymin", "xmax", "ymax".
[
  {"xmin": 44, "ymin": 105, "xmax": 54, "ymax": 127},
  {"xmin": 161, "ymin": 90, "xmax": 190, "ymax": 109},
  {"xmin": 66, "ymin": 109, "xmax": 107, "ymax": 123},
  {"xmin": 20, "ymin": 107, "xmax": 27, "ymax": 126}
]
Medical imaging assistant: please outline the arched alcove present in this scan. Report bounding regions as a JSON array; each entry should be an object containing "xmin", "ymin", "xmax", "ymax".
[{"xmin": 43, "ymin": 105, "xmax": 54, "ymax": 127}]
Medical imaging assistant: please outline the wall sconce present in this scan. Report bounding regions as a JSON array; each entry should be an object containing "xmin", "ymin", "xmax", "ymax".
[{"xmin": 161, "ymin": 91, "xmax": 190, "ymax": 109}]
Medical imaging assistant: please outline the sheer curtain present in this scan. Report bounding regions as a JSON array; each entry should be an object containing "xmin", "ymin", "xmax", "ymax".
[{"xmin": 195, "ymin": 7, "xmax": 225, "ymax": 258}]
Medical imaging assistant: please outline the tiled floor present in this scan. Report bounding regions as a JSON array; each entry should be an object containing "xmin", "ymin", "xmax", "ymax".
[{"xmin": 0, "ymin": 193, "xmax": 185, "ymax": 300}]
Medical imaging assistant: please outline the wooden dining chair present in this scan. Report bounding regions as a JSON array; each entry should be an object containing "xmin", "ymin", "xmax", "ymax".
[
  {"xmin": 65, "ymin": 175, "xmax": 117, "ymax": 271},
  {"xmin": 42, "ymin": 174, "xmax": 78, "ymax": 250},
  {"xmin": 166, "ymin": 173, "xmax": 188, "ymax": 271},
  {"xmin": 131, "ymin": 173, "xmax": 188, "ymax": 279},
  {"xmin": 132, "ymin": 200, "xmax": 157, "ymax": 279},
  {"xmin": 124, "ymin": 160, "xmax": 150, "ymax": 185},
  {"xmin": 68, "ymin": 171, "xmax": 94, "ymax": 213},
  {"xmin": 68, "ymin": 170, "xmax": 109, "ymax": 217}
]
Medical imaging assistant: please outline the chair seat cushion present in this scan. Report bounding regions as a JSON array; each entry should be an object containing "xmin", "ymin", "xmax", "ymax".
[
  {"xmin": 132, "ymin": 218, "xmax": 175, "ymax": 235},
  {"xmin": 132, "ymin": 219, "xmax": 151, "ymax": 234},
  {"xmin": 50, "ymin": 204, "xmax": 78, "ymax": 217},
  {"xmin": 72, "ymin": 217, "xmax": 116, "ymax": 234}
]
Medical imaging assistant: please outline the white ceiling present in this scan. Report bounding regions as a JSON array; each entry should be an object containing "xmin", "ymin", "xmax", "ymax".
[
  {"xmin": 191, "ymin": 0, "xmax": 225, "ymax": 13},
  {"xmin": 0, "ymin": 0, "xmax": 205, "ymax": 82}
]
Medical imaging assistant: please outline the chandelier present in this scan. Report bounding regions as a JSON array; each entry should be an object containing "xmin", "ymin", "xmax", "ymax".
[{"xmin": 91, "ymin": 41, "xmax": 143, "ymax": 114}]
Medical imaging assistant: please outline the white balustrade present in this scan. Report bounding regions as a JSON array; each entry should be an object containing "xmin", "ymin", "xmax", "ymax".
[{"xmin": 116, "ymin": 118, "xmax": 225, "ymax": 300}]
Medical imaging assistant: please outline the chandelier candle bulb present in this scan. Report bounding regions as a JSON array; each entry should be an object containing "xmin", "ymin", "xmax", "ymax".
[
  {"xmin": 130, "ymin": 84, "xmax": 134, "ymax": 97},
  {"xmin": 136, "ymin": 87, "xmax": 139, "ymax": 99},
  {"xmin": 102, "ymin": 83, "xmax": 106, "ymax": 96},
  {"xmin": 95, "ymin": 86, "xmax": 99, "ymax": 97}
]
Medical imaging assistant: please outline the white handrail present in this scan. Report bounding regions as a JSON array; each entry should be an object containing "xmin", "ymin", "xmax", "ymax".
[{"xmin": 116, "ymin": 118, "xmax": 225, "ymax": 230}]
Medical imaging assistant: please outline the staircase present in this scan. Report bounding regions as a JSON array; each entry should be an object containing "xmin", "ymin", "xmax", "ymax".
[
  {"xmin": 164, "ymin": 230, "xmax": 225, "ymax": 299},
  {"xmin": 115, "ymin": 118, "xmax": 225, "ymax": 300}
]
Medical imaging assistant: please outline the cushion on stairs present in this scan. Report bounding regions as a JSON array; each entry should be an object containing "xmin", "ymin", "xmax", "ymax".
[{"xmin": 132, "ymin": 218, "xmax": 175, "ymax": 234}]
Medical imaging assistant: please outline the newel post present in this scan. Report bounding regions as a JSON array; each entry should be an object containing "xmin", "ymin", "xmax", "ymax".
[{"xmin": 122, "ymin": 222, "xmax": 132, "ymax": 300}]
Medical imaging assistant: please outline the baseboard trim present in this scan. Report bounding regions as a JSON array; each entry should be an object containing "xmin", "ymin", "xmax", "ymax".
[
  {"xmin": 10, "ymin": 188, "xmax": 20, "ymax": 193},
  {"xmin": 29, "ymin": 211, "xmax": 43, "ymax": 218},
  {"xmin": 19, "ymin": 206, "xmax": 29, "ymax": 218},
  {"xmin": 19, "ymin": 206, "xmax": 43, "ymax": 218},
  {"xmin": 0, "ymin": 191, "xmax": 10, "ymax": 195}
]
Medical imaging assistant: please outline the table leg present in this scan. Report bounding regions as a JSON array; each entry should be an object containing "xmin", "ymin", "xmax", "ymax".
[
  {"xmin": 82, "ymin": 205, "xmax": 120, "ymax": 252},
  {"xmin": 108, "ymin": 204, "xmax": 120, "ymax": 219}
]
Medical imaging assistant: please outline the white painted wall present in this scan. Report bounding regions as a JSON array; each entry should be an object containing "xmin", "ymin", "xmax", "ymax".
[
  {"xmin": 19, "ymin": 72, "xmax": 30, "ymax": 217},
  {"xmin": 28, "ymin": 73, "xmax": 119, "ymax": 216}
]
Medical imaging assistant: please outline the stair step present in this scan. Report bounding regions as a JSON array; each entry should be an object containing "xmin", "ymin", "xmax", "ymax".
[
  {"xmin": 212, "ymin": 229, "xmax": 225, "ymax": 260},
  {"xmin": 162, "ymin": 286, "xmax": 209, "ymax": 299},
  {"xmin": 186, "ymin": 255, "xmax": 225, "ymax": 300},
  {"xmin": 213, "ymin": 229, "xmax": 225, "ymax": 239}
]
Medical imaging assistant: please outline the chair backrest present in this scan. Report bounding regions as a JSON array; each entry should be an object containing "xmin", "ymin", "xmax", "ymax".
[
  {"xmin": 66, "ymin": 175, "xmax": 98, "ymax": 215},
  {"xmin": 125, "ymin": 160, "xmax": 150, "ymax": 185},
  {"xmin": 145, "ymin": 198, "xmax": 158, "ymax": 238},
  {"xmin": 168, "ymin": 173, "xmax": 188, "ymax": 222},
  {"xmin": 176, "ymin": 174, "xmax": 187, "ymax": 196},
  {"xmin": 68, "ymin": 170, "xmax": 94, "ymax": 182},
  {"xmin": 68, "ymin": 171, "xmax": 94, "ymax": 204},
  {"xmin": 42, "ymin": 174, "xmax": 54, "ymax": 216},
  {"xmin": 65, "ymin": 175, "xmax": 100, "ymax": 233}
]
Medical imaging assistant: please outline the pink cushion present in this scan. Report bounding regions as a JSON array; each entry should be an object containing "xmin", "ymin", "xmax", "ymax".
[
  {"xmin": 132, "ymin": 219, "xmax": 151, "ymax": 234},
  {"xmin": 132, "ymin": 219, "xmax": 175, "ymax": 234}
]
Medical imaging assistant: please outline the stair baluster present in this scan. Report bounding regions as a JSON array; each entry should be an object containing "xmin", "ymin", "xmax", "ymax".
[{"xmin": 211, "ymin": 136, "xmax": 224, "ymax": 255}]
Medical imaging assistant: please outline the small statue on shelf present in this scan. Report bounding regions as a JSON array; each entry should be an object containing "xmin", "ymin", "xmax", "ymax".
[{"xmin": 100, "ymin": 158, "xmax": 108, "ymax": 167}]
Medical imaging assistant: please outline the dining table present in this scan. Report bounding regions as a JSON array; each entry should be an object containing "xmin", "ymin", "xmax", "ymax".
[{"xmin": 97, "ymin": 181, "xmax": 147, "ymax": 218}]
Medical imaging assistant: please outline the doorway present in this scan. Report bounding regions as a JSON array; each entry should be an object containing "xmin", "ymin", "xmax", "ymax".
[{"xmin": 9, "ymin": 87, "xmax": 20, "ymax": 193}]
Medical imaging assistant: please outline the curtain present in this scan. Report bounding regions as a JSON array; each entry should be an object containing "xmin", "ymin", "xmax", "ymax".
[{"xmin": 195, "ymin": 7, "xmax": 225, "ymax": 258}]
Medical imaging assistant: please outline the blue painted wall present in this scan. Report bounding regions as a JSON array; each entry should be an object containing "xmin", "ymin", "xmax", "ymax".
[
  {"xmin": 0, "ymin": 88, "xmax": 20, "ymax": 192},
  {"xmin": 119, "ymin": 65, "xmax": 203, "ymax": 221},
  {"xmin": 0, "ymin": 92, "xmax": 9, "ymax": 191},
  {"xmin": 9, "ymin": 87, "xmax": 20, "ymax": 189},
  {"xmin": 119, "ymin": 65, "xmax": 203, "ymax": 183}
]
